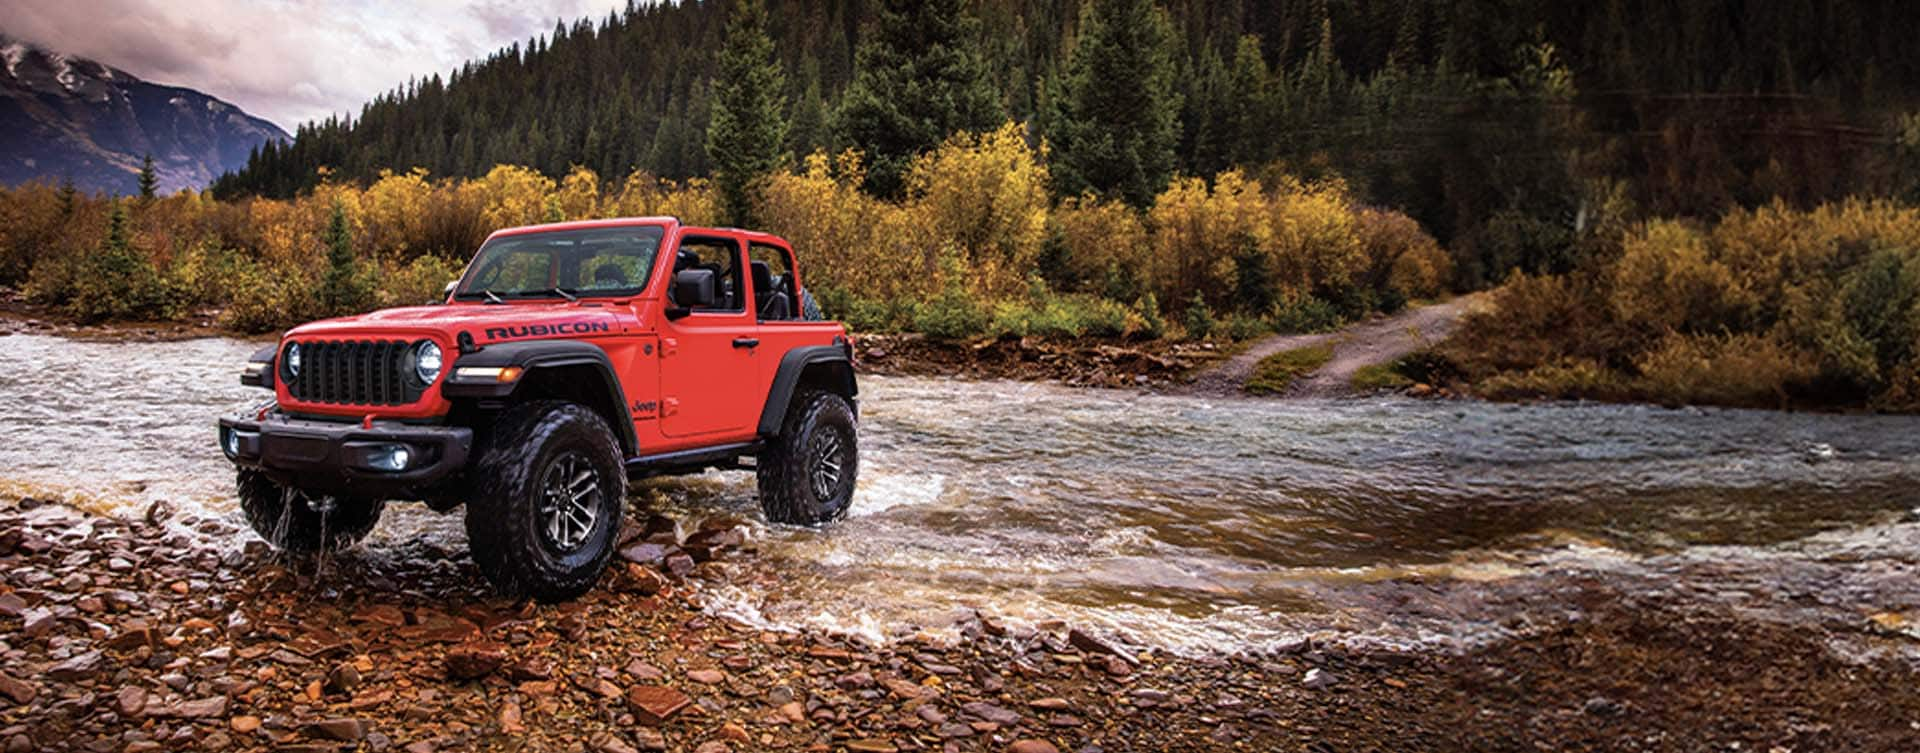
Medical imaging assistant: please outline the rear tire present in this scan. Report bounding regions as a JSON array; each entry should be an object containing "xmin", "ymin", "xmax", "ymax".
[
  {"xmin": 465, "ymin": 401, "xmax": 626, "ymax": 602},
  {"xmin": 237, "ymin": 470, "xmax": 382, "ymax": 554},
  {"xmin": 757, "ymin": 390, "xmax": 858, "ymax": 525}
]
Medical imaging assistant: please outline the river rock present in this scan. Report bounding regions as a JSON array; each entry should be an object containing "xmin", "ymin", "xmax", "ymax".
[
  {"xmin": 152, "ymin": 696, "xmax": 227, "ymax": 718},
  {"xmin": 115, "ymin": 686, "xmax": 148, "ymax": 717},
  {"xmin": 0, "ymin": 673, "xmax": 36, "ymax": 706},
  {"xmin": 962, "ymin": 701, "xmax": 1022, "ymax": 726},
  {"xmin": 46, "ymin": 650, "xmax": 104, "ymax": 681},
  {"xmin": 445, "ymin": 642, "xmax": 507, "ymax": 680},
  {"xmin": 618, "ymin": 542, "xmax": 671, "ymax": 566},
  {"xmin": 618, "ymin": 563, "xmax": 669, "ymax": 595},
  {"xmin": 626, "ymin": 685, "xmax": 691, "ymax": 726},
  {"xmin": 1008, "ymin": 741, "xmax": 1060, "ymax": 753},
  {"xmin": 307, "ymin": 718, "xmax": 371, "ymax": 741},
  {"xmin": 1067, "ymin": 628, "xmax": 1127, "ymax": 661},
  {"xmin": 664, "ymin": 552, "xmax": 696, "ymax": 578},
  {"xmin": 326, "ymin": 663, "xmax": 363, "ymax": 694},
  {"xmin": 687, "ymin": 669, "xmax": 725, "ymax": 685}
]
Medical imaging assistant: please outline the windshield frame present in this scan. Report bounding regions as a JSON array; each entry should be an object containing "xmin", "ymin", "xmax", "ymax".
[{"xmin": 453, "ymin": 224, "xmax": 667, "ymax": 302}]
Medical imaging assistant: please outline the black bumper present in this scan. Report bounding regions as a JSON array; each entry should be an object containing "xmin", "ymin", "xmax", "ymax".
[{"xmin": 217, "ymin": 412, "xmax": 473, "ymax": 498}]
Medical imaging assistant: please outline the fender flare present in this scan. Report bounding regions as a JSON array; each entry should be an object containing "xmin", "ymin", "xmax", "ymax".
[
  {"xmin": 441, "ymin": 339, "xmax": 637, "ymax": 454},
  {"xmin": 758, "ymin": 345, "xmax": 857, "ymax": 437}
]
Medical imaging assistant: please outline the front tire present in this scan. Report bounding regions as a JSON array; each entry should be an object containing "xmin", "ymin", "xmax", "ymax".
[
  {"xmin": 757, "ymin": 390, "xmax": 858, "ymax": 525},
  {"xmin": 237, "ymin": 469, "xmax": 383, "ymax": 554},
  {"xmin": 465, "ymin": 401, "xmax": 626, "ymax": 602}
]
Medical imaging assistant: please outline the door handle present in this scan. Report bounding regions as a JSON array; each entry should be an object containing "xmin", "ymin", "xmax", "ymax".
[{"xmin": 732, "ymin": 337, "xmax": 760, "ymax": 349}]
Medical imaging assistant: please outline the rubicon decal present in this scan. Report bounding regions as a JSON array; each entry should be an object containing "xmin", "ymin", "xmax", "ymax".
[{"xmin": 484, "ymin": 321, "xmax": 612, "ymax": 340}]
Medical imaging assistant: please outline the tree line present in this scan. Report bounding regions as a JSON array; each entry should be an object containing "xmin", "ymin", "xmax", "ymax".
[{"xmin": 210, "ymin": 0, "xmax": 1920, "ymax": 282}]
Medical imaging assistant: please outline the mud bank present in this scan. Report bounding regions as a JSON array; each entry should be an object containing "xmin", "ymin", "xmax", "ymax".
[{"xmin": 5, "ymin": 495, "xmax": 1920, "ymax": 753}]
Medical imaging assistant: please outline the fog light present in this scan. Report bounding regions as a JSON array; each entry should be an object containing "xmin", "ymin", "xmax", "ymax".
[
  {"xmin": 223, "ymin": 429, "xmax": 239, "ymax": 457},
  {"xmin": 369, "ymin": 444, "xmax": 412, "ymax": 472}
]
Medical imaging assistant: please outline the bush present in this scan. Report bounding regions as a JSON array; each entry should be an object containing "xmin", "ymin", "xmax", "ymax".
[
  {"xmin": 66, "ymin": 203, "xmax": 179, "ymax": 323},
  {"xmin": 1633, "ymin": 331, "xmax": 1816, "ymax": 408},
  {"xmin": 1049, "ymin": 196, "xmax": 1149, "ymax": 297},
  {"xmin": 1133, "ymin": 292, "xmax": 1166, "ymax": 340},
  {"xmin": 1477, "ymin": 358, "xmax": 1629, "ymax": 402},
  {"xmin": 1182, "ymin": 292, "xmax": 1216, "ymax": 340},
  {"xmin": 1268, "ymin": 291, "xmax": 1342, "ymax": 333},
  {"xmin": 377, "ymin": 254, "xmax": 465, "ymax": 309},
  {"xmin": 1222, "ymin": 313, "xmax": 1271, "ymax": 341},
  {"xmin": 1448, "ymin": 199, "xmax": 1920, "ymax": 410}
]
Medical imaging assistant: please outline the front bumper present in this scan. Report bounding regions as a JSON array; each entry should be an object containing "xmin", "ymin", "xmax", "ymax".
[{"xmin": 218, "ymin": 411, "xmax": 473, "ymax": 498}]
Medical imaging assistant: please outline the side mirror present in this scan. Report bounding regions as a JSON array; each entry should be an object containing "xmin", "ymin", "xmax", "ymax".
[
  {"xmin": 441, "ymin": 280, "xmax": 458, "ymax": 303},
  {"xmin": 671, "ymin": 269, "xmax": 716, "ymax": 311}
]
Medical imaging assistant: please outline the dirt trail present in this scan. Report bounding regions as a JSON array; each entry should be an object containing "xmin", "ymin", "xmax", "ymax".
[{"xmin": 1184, "ymin": 294, "xmax": 1483, "ymax": 397}]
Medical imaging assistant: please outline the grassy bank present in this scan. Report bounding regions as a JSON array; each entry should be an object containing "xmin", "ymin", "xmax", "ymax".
[
  {"xmin": 0, "ymin": 124, "xmax": 1448, "ymax": 340},
  {"xmin": 1438, "ymin": 199, "xmax": 1920, "ymax": 412}
]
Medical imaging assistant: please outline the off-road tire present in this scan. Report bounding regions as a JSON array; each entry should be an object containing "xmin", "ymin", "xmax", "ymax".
[
  {"xmin": 465, "ymin": 401, "xmax": 626, "ymax": 602},
  {"xmin": 237, "ymin": 469, "xmax": 383, "ymax": 554},
  {"xmin": 757, "ymin": 390, "xmax": 858, "ymax": 525}
]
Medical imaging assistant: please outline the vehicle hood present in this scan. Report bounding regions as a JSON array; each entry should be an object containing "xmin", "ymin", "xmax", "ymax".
[{"xmin": 285, "ymin": 303, "xmax": 630, "ymax": 342}]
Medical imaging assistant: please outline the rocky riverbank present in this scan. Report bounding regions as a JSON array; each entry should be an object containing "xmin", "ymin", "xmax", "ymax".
[
  {"xmin": 850, "ymin": 334, "xmax": 1225, "ymax": 389},
  {"xmin": 6, "ymin": 494, "xmax": 1920, "ymax": 752}
]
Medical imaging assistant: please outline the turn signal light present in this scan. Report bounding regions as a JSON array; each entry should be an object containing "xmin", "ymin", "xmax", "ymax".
[{"xmin": 453, "ymin": 366, "xmax": 524, "ymax": 383}]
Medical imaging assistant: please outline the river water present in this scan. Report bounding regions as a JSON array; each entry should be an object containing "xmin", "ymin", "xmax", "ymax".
[{"xmin": 5, "ymin": 332, "xmax": 1919, "ymax": 654}]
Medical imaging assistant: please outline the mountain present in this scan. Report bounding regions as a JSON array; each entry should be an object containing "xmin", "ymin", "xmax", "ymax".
[{"xmin": 0, "ymin": 33, "xmax": 289, "ymax": 195}]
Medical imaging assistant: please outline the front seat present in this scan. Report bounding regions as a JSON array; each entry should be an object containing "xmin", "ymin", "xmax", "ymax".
[{"xmin": 750, "ymin": 261, "xmax": 790, "ymax": 320}]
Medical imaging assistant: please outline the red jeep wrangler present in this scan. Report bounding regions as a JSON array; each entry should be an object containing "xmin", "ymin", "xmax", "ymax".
[{"xmin": 217, "ymin": 217, "xmax": 858, "ymax": 601}]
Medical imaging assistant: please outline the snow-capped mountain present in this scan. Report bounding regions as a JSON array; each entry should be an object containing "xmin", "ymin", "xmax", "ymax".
[{"xmin": 0, "ymin": 33, "xmax": 290, "ymax": 195}]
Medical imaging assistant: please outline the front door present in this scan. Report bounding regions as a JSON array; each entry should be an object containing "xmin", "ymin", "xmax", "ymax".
[{"xmin": 658, "ymin": 234, "xmax": 761, "ymax": 439}]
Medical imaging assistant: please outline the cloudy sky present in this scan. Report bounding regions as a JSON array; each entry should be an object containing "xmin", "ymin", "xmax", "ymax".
[{"xmin": 3, "ymin": 0, "xmax": 629, "ymax": 130}]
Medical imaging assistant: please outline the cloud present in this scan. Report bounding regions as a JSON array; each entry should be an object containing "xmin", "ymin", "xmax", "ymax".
[{"xmin": 1, "ymin": 0, "xmax": 626, "ymax": 131}]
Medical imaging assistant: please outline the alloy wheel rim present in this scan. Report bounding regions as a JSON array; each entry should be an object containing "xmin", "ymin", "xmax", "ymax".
[
  {"xmin": 807, "ymin": 429, "xmax": 846, "ymax": 501},
  {"xmin": 538, "ymin": 451, "xmax": 600, "ymax": 552}
]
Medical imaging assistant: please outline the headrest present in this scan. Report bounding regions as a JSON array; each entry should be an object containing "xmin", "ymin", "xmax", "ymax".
[{"xmin": 750, "ymin": 260, "xmax": 773, "ymax": 289}]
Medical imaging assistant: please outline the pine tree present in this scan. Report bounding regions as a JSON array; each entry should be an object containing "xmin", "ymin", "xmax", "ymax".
[
  {"xmin": 1049, "ymin": 0, "xmax": 1181, "ymax": 209},
  {"xmin": 137, "ymin": 154, "xmax": 158, "ymax": 199},
  {"xmin": 72, "ymin": 201, "xmax": 164, "ymax": 323},
  {"xmin": 1224, "ymin": 36, "xmax": 1274, "ymax": 167},
  {"xmin": 788, "ymin": 73, "xmax": 830, "ymax": 157},
  {"xmin": 833, "ymin": 0, "xmax": 1003, "ymax": 198},
  {"xmin": 56, "ymin": 177, "xmax": 77, "ymax": 217},
  {"xmin": 706, "ymin": 0, "xmax": 788, "ymax": 227},
  {"xmin": 318, "ymin": 202, "xmax": 371, "ymax": 315}
]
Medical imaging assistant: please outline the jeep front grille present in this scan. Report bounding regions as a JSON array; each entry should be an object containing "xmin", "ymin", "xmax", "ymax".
[{"xmin": 285, "ymin": 340, "xmax": 424, "ymax": 406}]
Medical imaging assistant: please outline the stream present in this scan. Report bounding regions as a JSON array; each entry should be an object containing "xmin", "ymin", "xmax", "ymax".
[{"xmin": 4, "ymin": 332, "xmax": 1919, "ymax": 655}]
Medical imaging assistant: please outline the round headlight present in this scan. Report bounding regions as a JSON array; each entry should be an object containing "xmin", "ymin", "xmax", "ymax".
[
  {"xmin": 414, "ymin": 341, "xmax": 443, "ymax": 385},
  {"xmin": 285, "ymin": 343, "xmax": 302, "ymax": 379}
]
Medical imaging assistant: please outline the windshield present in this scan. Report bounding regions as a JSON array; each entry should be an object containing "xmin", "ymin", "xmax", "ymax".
[{"xmin": 455, "ymin": 225, "xmax": 665, "ymax": 300}]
